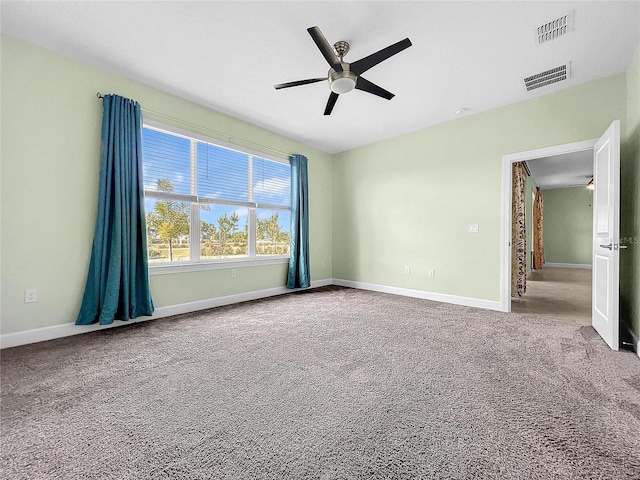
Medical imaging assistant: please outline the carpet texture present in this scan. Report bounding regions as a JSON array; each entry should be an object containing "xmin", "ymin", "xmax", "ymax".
[{"xmin": 1, "ymin": 287, "xmax": 639, "ymax": 479}]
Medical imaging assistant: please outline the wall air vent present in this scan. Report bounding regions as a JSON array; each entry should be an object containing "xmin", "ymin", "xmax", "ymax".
[
  {"xmin": 523, "ymin": 63, "xmax": 570, "ymax": 92},
  {"xmin": 536, "ymin": 11, "xmax": 573, "ymax": 44}
]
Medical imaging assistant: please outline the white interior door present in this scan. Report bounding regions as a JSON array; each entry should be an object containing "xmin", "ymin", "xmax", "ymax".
[{"xmin": 592, "ymin": 120, "xmax": 620, "ymax": 350}]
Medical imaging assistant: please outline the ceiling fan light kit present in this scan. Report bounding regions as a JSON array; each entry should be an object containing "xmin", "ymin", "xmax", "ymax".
[
  {"xmin": 274, "ymin": 26, "xmax": 412, "ymax": 115},
  {"xmin": 329, "ymin": 67, "xmax": 357, "ymax": 94}
]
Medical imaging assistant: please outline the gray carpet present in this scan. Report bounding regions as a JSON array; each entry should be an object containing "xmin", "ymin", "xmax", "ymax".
[{"xmin": 1, "ymin": 287, "xmax": 639, "ymax": 479}]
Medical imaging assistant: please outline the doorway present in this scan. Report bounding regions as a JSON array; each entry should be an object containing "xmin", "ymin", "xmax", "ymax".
[
  {"xmin": 509, "ymin": 149, "xmax": 595, "ymax": 325},
  {"xmin": 501, "ymin": 121, "xmax": 622, "ymax": 350},
  {"xmin": 500, "ymin": 138, "xmax": 597, "ymax": 314}
]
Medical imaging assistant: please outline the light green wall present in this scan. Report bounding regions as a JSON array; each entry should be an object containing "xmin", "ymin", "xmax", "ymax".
[
  {"xmin": 524, "ymin": 173, "xmax": 537, "ymax": 273},
  {"xmin": 2, "ymin": 33, "xmax": 638, "ymax": 340},
  {"xmin": 542, "ymin": 187, "xmax": 593, "ymax": 265},
  {"xmin": 332, "ymin": 74, "xmax": 626, "ymax": 302},
  {"xmin": 621, "ymin": 45, "xmax": 640, "ymax": 338},
  {"xmin": 0, "ymin": 35, "xmax": 333, "ymax": 335}
]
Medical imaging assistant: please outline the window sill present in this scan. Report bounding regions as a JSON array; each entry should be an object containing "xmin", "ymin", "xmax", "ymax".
[{"xmin": 149, "ymin": 256, "xmax": 290, "ymax": 276}]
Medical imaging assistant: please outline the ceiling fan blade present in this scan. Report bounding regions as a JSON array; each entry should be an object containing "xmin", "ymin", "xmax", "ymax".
[
  {"xmin": 355, "ymin": 77, "xmax": 395, "ymax": 100},
  {"xmin": 274, "ymin": 78, "xmax": 327, "ymax": 90},
  {"xmin": 350, "ymin": 38, "xmax": 412, "ymax": 76},
  {"xmin": 307, "ymin": 26, "xmax": 342, "ymax": 70},
  {"xmin": 324, "ymin": 92, "xmax": 339, "ymax": 115}
]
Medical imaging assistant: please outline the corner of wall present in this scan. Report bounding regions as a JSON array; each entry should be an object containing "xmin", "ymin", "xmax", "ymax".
[{"xmin": 620, "ymin": 44, "xmax": 640, "ymax": 339}]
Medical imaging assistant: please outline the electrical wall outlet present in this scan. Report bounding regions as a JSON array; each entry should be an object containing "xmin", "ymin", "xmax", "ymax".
[
  {"xmin": 231, "ymin": 269, "xmax": 237, "ymax": 278},
  {"xmin": 404, "ymin": 266, "xmax": 411, "ymax": 275},
  {"xmin": 24, "ymin": 289, "xmax": 38, "ymax": 303},
  {"xmin": 428, "ymin": 269, "xmax": 436, "ymax": 278},
  {"xmin": 321, "ymin": 261, "xmax": 325, "ymax": 269}
]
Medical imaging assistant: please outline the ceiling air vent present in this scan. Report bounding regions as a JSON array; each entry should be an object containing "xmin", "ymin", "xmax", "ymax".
[
  {"xmin": 536, "ymin": 11, "xmax": 573, "ymax": 44},
  {"xmin": 523, "ymin": 63, "xmax": 570, "ymax": 92}
]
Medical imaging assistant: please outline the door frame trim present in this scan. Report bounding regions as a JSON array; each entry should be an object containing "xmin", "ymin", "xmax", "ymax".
[{"xmin": 500, "ymin": 139, "xmax": 597, "ymax": 312}]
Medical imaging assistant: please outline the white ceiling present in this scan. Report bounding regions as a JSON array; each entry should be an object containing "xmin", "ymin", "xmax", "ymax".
[
  {"xmin": 1, "ymin": 1, "xmax": 639, "ymax": 154},
  {"xmin": 527, "ymin": 150, "xmax": 593, "ymax": 190}
]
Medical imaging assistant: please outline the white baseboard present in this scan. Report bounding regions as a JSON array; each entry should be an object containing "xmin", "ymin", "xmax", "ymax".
[
  {"xmin": 0, "ymin": 279, "xmax": 333, "ymax": 349},
  {"xmin": 332, "ymin": 279, "xmax": 502, "ymax": 311},
  {"xmin": 545, "ymin": 263, "xmax": 592, "ymax": 269}
]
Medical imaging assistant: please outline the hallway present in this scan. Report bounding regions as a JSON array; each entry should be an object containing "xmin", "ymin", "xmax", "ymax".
[{"xmin": 511, "ymin": 266, "xmax": 592, "ymax": 326}]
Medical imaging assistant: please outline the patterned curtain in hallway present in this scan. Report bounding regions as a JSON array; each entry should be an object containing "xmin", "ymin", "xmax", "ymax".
[
  {"xmin": 511, "ymin": 162, "xmax": 527, "ymax": 297},
  {"xmin": 533, "ymin": 187, "xmax": 545, "ymax": 270}
]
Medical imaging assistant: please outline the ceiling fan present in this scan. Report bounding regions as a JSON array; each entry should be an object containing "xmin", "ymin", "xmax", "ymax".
[
  {"xmin": 274, "ymin": 26, "xmax": 412, "ymax": 115},
  {"xmin": 568, "ymin": 175, "xmax": 595, "ymax": 189}
]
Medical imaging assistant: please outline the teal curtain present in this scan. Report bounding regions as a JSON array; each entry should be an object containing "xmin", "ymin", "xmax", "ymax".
[
  {"xmin": 287, "ymin": 154, "xmax": 310, "ymax": 289},
  {"xmin": 76, "ymin": 94, "xmax": 154, "ymax": 325}
]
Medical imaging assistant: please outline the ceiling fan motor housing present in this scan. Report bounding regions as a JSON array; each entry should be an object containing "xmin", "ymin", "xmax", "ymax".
[{"xmin": 329, "ymin": 64, "xmax": 357, "ymax": 94}]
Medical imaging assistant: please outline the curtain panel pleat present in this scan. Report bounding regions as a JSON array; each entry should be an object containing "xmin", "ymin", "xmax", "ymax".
[
  {"xmin": 533, "ymin": 187, "xmax": 545, "ymax": 270},
  {"xmin": 287, "ymin": 154, "xmax": 310, "ymax": 289},
  {"xmin": 76, "ymin": 94, "xmax": 154, "ymax": 325},
  {"xmin": 511, "ymin": 162, "xmax": 527, "ymax": 297}
]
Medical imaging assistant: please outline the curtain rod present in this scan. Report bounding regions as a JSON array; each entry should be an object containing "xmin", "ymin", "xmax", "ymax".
[{"xmin": 96, "ymin": 92, "xmax": 290, "ymax": 157}]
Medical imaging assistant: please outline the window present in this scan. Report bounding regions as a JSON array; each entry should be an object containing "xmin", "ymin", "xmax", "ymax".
[{"xmin": 142, "ymin": 121, "xmax": 291, "ymax": 270}]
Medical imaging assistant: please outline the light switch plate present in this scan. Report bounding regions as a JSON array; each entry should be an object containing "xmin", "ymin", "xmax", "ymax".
[{"xmin": 468, "ymin": 224, "xmax": 479, "ymax": 233}]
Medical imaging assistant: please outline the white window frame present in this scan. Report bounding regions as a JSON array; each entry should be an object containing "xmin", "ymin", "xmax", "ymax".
[{"xmin": 142, "ymin": 119, "xmax": 292, "ymax": 275}]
